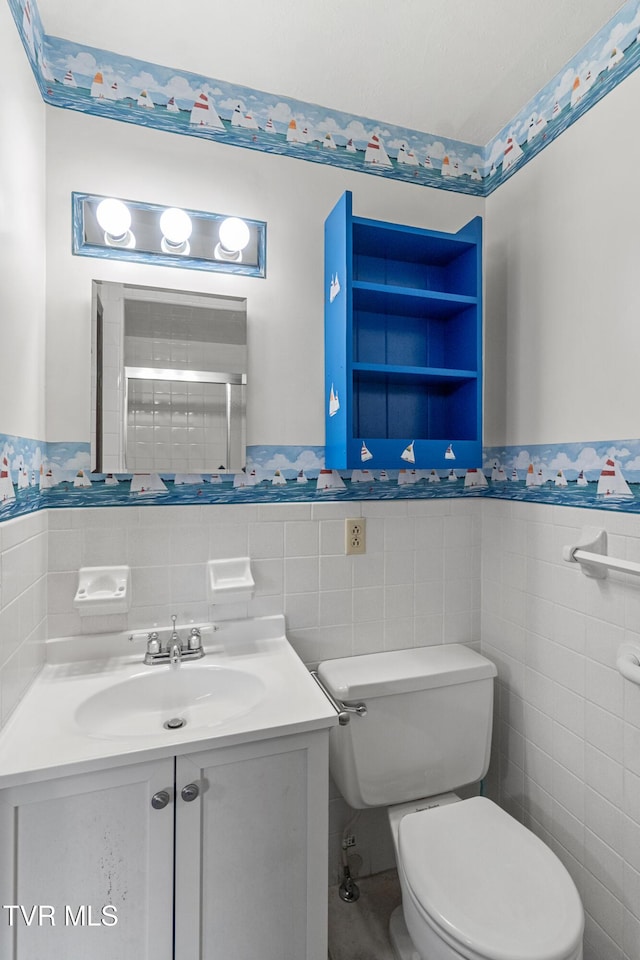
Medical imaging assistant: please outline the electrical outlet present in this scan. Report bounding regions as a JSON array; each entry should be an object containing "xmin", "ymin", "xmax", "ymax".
[{"xmin": 345, "ymin": 518, "xmax": 366, "ymax": 555}]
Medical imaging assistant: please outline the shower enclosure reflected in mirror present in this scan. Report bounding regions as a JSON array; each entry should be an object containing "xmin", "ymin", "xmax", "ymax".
[{"xmin": 91, "ymin": 281, "xmax": 247, "ymax": 474}]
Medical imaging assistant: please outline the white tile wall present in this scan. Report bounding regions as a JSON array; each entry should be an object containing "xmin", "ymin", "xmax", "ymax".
[
  {"xmin": 44, "ymin": 497, "xmax": 481, "ymax": 883},
  {"xmin": 0, "ymin": 511, "xmax": 48, "ymax": 728},
  {"xmin": 125, "ymin": 377, "xmax": 229, "ymax": 473},
  {"xmin": 482, "ymin": 499, "xmax": 640, "ymax": 960},
  {"xmin": 46, "ymin": 497, "xmax": 481, "ymax": 663},
  {"xmin": 124, "ymin": 333, "xmax": 245, "ymax": 472}
]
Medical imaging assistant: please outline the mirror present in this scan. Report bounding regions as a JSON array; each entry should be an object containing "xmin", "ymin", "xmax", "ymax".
[{"xmin": 92, "ymin": 281, "xmax": 247, "ymax": 474}]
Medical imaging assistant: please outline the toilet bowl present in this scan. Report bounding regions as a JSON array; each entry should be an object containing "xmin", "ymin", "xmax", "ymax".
[
  {"xmin": 317, "ymin": 645, "xmax": 585, "ymax": 960},
  {"xmin": 388, "ymin": 795, "xmax": 584, "ymax": 960}
]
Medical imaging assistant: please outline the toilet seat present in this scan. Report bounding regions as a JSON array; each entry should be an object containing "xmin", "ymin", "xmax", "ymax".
[{"xmin": 398, "ymin": 797, "xmax": 584, "ymax": 960}]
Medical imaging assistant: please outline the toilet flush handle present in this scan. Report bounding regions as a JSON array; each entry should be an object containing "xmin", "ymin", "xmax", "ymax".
[{"xmin": 341, "ymin": 701, "xmax": 368, "ymax": 720}]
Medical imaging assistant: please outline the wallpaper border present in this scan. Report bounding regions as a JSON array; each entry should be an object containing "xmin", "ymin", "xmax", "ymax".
[{"xmin": 7, "ymin": 0, "xmax": 640, "ymax": 198}]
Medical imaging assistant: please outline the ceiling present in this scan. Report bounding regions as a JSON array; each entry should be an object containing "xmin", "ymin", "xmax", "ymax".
[{"xmin": 37, "ymin": 0, "xmax": 628, "ymax": 144}]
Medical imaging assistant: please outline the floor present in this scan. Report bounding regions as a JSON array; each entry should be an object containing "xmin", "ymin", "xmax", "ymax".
[{"xmin": 328, "ymin": 869, "xmax": 403, "ymax": 960}]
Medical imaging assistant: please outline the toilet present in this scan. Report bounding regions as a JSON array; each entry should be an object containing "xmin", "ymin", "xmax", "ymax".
[{"xmin": 317, "ymin": 644, "xmax": 584, "ymax": 960}]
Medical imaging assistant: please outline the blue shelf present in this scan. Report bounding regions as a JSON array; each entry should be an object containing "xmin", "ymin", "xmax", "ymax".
[
  {"xmin": 353, "ymin": 281, "xmax": 476, "ymax": 318},
  {"xmin": 352, "ymin": 363, "xmax": 477, "ymax": 383},
  {"xmin": 325, "ymin": 191, "xmax": 483, "ymax": 470}
]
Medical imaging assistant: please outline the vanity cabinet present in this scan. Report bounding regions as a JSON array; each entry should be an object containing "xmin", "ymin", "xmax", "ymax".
[
  {"xmin": 0, "ymin": 758, "xmax": 174, "ymax": 960},
  {"xmin": 324, "ymin": 190, "xmax": 483, "ymax": 469},
  {"xmin": 0, "ymin": 730, "xmax": 329, "ymax": 960}
]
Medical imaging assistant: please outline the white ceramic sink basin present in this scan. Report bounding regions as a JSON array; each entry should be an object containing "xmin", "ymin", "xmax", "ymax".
[{"xmin": 75, "ymin": 663, "xmax": 266, "ymax": 739}]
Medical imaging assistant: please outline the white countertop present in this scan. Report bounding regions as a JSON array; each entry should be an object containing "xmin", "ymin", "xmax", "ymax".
[{"xmin": 0, "ymin": 615, "xmax": 338, "ymax": 789}]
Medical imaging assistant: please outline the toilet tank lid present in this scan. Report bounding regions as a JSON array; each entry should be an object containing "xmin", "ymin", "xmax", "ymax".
[{"xmin": 317, "ymin": 645, "xmax": 496, "ymax": 700}]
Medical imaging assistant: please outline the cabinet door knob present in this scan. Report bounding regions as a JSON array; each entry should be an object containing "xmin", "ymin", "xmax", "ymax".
[
  {"xmin": 151, "ymin": 790, "xmax": 171, "ymax": 810},
  {"xmin": 181, "ymin": 782, "xmax": 200, "ymax": 802}
]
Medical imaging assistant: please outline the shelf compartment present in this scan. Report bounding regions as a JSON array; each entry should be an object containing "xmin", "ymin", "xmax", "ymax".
[
  {"xmin": 353, "ymin": 219, "xmax": 479, "ymax": 298},
  {"xmin": 352, "ymin": 363, "xmax": 477, "ymax": 382},
  {"xmin": 353, "ymin": 281, "xmax": 475, "ymax": 319},
  {"xmin": 353, "ymin": 304, "xmax": 479, "ymax": 372},
  {"xmin": 353, "ymin": 370, "xmax": 478, "ymax": 441}
]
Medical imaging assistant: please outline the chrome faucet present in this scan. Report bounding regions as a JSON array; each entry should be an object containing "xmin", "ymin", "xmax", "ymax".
[{"xmin": 143, "ymin": 614, "xmax": 205, "ymax": 665}]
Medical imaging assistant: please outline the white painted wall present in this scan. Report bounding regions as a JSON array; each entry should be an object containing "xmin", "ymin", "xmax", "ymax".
[
  {"xmin": 0, "ymin": 6, "xmax": 48, "ymax": 729},
  {"xmin": 44, "ymin": 108, "xmax": 483, "ymax": 445},
  {"xmin": 484, "ymin": 67, "xmax": 640, "ymax": 447},
  {"xmin": 0, "ymin": 2, "xmax": 46, "ymax": 440},
  {"xmin": 482, "ymin": 67, "xmax": 640, "ymax": 960}
]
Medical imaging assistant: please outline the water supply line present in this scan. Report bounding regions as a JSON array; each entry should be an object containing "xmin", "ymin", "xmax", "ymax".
[{"xmin": 339, "ymin": 810, "xmax": 362, "ymax": 902}]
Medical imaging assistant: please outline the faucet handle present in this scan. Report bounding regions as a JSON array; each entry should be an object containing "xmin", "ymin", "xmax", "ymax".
[
  {"xmin": 147, "ymin": 631, "xmax": 161, "ymax": 655},
  {"xmin": 188, "ymin": 627, "xmax": 202, "ymax": 652}
]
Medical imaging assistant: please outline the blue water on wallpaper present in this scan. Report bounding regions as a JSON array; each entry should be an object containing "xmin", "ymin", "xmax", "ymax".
[
  {"xmin": 40, "ymin": 23, "xmax": 640, "ymax": 199},
  {"xmin": 5, "ymin": 475, "xmax": 640, "ymax": 522},
  {"xmin": 41, "ymin": 83, "xmax": 483, "ymax": 196}
]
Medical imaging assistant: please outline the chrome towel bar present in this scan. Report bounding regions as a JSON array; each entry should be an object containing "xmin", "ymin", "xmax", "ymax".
[{"xmin": 310, "ymin": 671, "xmax": 367, "ymax": 726}]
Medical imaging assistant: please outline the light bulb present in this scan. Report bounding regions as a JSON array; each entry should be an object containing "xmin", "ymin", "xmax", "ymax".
[
  {"xmin": 160, "ymin": 207, "xmax": 192, "ymax": 246},
  {"xmin": 96, "ymin": 198, "xmax": 131, "ymax": 238},
  {"xmin": 218, "ymin": 217, "xmax": 250, "ymax": 253}
]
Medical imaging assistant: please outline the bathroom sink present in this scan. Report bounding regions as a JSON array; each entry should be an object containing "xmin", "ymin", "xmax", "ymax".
[{"xmin": 74, "ymin": 663, "xmax": 266, "ymax": 739}]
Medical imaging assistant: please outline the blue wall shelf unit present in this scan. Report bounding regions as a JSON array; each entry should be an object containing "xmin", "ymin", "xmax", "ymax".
[{"xmin": 324, "ymin": 191, "xmax": 482, "ymax": 470}]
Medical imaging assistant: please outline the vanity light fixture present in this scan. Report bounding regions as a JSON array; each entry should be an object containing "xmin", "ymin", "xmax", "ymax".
[
  {"xmin": 215, "ymin": 216, "xmax": 251, "ymax": 262},
  {"xmin": 95, "ymin": 197, "xmax": 136, "ymax": 248},
  {"xmin": 72, "ymin": 192, "xmax": 267, "ymax": 277},
  {"xmin": 159, "ymin": 207, "xmax": 193, "ymax": 255}
]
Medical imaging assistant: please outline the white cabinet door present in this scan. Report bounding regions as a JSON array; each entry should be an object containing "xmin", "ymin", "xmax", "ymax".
[
  {"xmin": 0, "ymin": 758, "xmax": 175, "ymax": 960},
  {"xmin": 175, "ymin": 731, "xmax": 329, "ymax": 960}
]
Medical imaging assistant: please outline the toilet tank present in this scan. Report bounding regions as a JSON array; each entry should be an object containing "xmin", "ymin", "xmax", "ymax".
[{"xmin": 317, "ymin": 645, "xmax": 497, "ymax": 809}]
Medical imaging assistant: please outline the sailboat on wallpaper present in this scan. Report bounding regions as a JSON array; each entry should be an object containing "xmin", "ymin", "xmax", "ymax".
[
  {"xmin": 351, "ymin": 469, "xmax": 374, "ymax": 483},
  {"xmin": 39, "ymin": 464, "xmax": 56, "ymax": 489},
  {"xmin": 73, "ymin": 470, "xmax": 92, "ymax": 488},
  {"xmin": 400, "ymin": 441, "xmax": 416, "ymax": 464},
  {"xmin": 397, "ymin": 142, "xmax": 419, "ymax": 165},
  {"xmin": 502, "ymin": 135, "xmax": 523, "ymax": 171},
  {"xmin": 464, "ymin": 468, "xmax": 488, "ymax": 488},
  {"xmin": 491, "ymin": 461, "xmax": 507, "ymax": 482},
  {"xmin": 0, "ymin": 456, "xmax": 15, "ymax": 503},
  {"xmin": 364, "ymin": 133, "xmax": 392, "ymax": 167},
  {"xmin": 90, "ymin": 71, "xmax": 107, "ymax": 102},
  {"xmin": 190, "ymin": 92, "xmax": 224, "ymax": 128},
  {"xmin": 137, "ymin": 89, "xmax": 155, "ymax": 109},
  {"xmin": 130, "ymin": 473, "xmax": 167, "ymax": 494},
  {"xmin": 525, "ymin": 464, "xmax": 538, "ymax": 487},
  {"xmin": 597, "ymin": 458, "xmax": 633, "ymax": 498},
  {"xmin": 17, "ymin": 461, "xmax": 29, "ymax": 490},
  {"xmin": 316, "ymin": 469, "xmax": 346, "ymax": 491}
]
